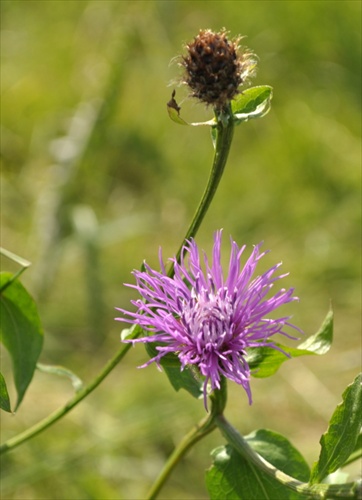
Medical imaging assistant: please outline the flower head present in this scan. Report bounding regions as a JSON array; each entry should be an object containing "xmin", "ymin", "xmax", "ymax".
[
  {"xmin": 116, "ymin": 231, "xmax": 300, "ymax": 407},
  {"xmin": 181, "ymin": 29, "xmax": 257, "ymax": 110}
]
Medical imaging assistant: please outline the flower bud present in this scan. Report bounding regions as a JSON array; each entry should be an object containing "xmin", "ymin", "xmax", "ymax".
[{"xmin": 181, "ymin": 29, "xmax": 256, "ymax": 111}]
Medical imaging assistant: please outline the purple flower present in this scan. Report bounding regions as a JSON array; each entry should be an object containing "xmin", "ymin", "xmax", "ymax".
[{"xmin": 116, "ymin": 230, "xmax": 300, "ymax": 406}]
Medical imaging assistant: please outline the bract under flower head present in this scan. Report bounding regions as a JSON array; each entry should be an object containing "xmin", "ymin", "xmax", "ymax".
[{"xmin": 116, "ymin": 230, "xmax": 300, "ymax": 407}]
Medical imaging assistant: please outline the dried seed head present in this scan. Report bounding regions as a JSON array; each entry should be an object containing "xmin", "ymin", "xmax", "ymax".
[{"xmin": 181, "ymin": 29, "xmax": 257, "ymax": 111}]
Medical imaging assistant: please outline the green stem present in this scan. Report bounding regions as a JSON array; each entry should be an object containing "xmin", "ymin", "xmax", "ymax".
[
  {"xmin": 1, "ymin": 105, "xmax": 235, "ymax": 454},
  {"xmin": 168, "ymin": 106, "xmax": 235, "ymax": 277},
  {"xmin": 0, "ymin": 326, "xmax": 141, "ymax": 455},
  {"xmin": 146, "ymin": 380, "xmax": 227, "ymax": 499},
  {"xmin": 216, "ymin": 414, "xmax": 360, "ymax": 499},
  {"xmin": 146, "ymin": 412, "xmax": 216, "ymax": 499}
]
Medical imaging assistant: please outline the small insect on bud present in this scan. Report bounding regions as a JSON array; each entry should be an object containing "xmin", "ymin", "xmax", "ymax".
[{"xmin": 181, "ymin": 29, "xmax": 257, "ymax": 111}]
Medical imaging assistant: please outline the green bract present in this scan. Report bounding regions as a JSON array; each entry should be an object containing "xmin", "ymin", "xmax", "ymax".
[{"xmin": 167, "ymin": 85, "xmax": 273, "ymax": 128}]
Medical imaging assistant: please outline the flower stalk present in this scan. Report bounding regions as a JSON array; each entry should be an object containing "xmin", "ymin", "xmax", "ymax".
[
  {"xmin": 146, "ymin": 411, "xmax": 216, "ymax": 499},
  {"xmin": 146, "ymin": 379, "xmax": 227, "ymax": 499},
  {"xmin": 170, "ymin": 105, "xmax": 235, "ymax": 275}
]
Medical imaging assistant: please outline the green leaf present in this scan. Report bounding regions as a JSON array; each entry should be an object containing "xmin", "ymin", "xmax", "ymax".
[
  {"xmin": 120, "ymin": 324, "xmax": 143, "ymax": 341},
  {"xmin": 297, "ymin": 308, "xmax": 333, "ymax": 354},
  {"xmin": 145, "ymin": 342, "xmax": 203, "ymax": 399},
  {"xmin": 144, "ymin": 342, "xmax": 182, "ymax": 367},
  {"xmin": 0, "ymin": 247, "xmax": 31, "ymax": 271},
  {"xmin": 247, "ymin": 309, "xmax": 333, "ymax": 378},
  {"xmin": 231, "ymin": 85, "xmax": 273, "ymax": 124},
  {"xmin": 36, "ymin": 363, "xmax": 84, "ymax": 392},
  {"xmin": 166, "ymin": 90, "xmax": 216, "ymax": 127},
  {"xmin": 247, "ymin": 343, "xmax": 311, "ymax": 378},
  {"xmin": 167, "ymin": 107, "xmax": 216, "ymax": 127},
  {"xmin": 210, "ymin": 126, "xmax": 218, "ymax": 149},
  {"xmin": 0, "ymin": 372, "xmax": 11, "ymax": 413},
  {"xmin": 310, "ymin": 373, "xmax": 362, "ymax": 484},
  {"xmin": 167, "ymin": 86, "xmax": 272, "ymax": 129},
  {"xmin": 206, "ymin": 430, "xmax": 310, "ymax": 500},
  {"xmin": 167, "ymin": 103, "xmax": 190, "ymax": 125},
  {"xmin": 162, "ymin": 365, "xmax": 203, "ymax": 399},
  {"xmin": 344, "ymin": 431, "xmax": 362, "ymax": 466},
  {"xmin": 0, "ymin": 272, "xmax": 44, "ymax": 411}
]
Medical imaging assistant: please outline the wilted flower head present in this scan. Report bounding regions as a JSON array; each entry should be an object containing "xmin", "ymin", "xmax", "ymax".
[
  {"xmin": 181, "ymin": 29, "xmax": 257, "ymax": 110},
  {"xmin": 116, "ymin": 231, "xmax": 300, "ymax": 407}
]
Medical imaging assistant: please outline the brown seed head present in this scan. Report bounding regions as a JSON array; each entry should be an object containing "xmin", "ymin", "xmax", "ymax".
[{"xmin": 181, "ymin": 29, "xmax": 256, "ymax": 111}]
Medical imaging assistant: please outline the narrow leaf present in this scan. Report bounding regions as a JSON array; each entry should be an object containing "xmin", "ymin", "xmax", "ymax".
[
  {"xmin": 206, "ymin": 430, "xmax": 309, "ymax": 500},
  {"xmin": 167, "ymin": 103, "xmax": 190, "ymax": 125},
  {"xmin": 36, "ymin": 363, "xmax": 84, "ymax": 392},
  {"xmin": 0, "ymin": 272, "xmax": 44, "ymax": 411},
  {"xmin": 0, "ymin": 372, "xmax": 11, "ymax": 413},
  {"xmin": 210, "ymin": 126, "xmax": 218, "ymax": 149},
  {"xmin": 0, "ymin": 247, "xmax": 31, "ymax": 270},
  {"xmin": 248, "ymin": 309, "xmax": 333, "ymax": 378},
  {"xmin": 0, "ymin": 248, "xmax": 31, "ymax": 292},
  {"xmin": 310, "ymin": 373, "xmax": 362, "ymax": 484},
  {"xmin": 166, "ymin": 90, "xmax": 216, "ymax": 127}
]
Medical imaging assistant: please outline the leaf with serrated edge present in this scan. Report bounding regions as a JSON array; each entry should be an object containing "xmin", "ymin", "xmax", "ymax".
[
  {"xmin": 0, "ymin": 272, "xmax": 44, "ymax": 411},
  {"xmin": 310, "ymin": 374, "xmax": 362, "ymax": 484}
]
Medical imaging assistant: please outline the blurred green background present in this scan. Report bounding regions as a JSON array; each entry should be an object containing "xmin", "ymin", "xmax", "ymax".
[{"xmin": 1, "ymin": 1, "xmax": 360, "ymax": 498}]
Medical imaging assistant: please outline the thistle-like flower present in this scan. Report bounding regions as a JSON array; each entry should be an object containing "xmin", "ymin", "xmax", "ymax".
[
  {"xmin": 116, "ymin": 231, "xmax": 300, "ymax": 406},
  {"xmin": 181, "ymin": 29, "xmax": 257, "ymax": 110}
]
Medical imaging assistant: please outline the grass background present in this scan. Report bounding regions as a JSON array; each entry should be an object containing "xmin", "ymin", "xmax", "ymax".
[{"xmin": 1, "ymin": 1, "xmax": 361, "ymax": 499}]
